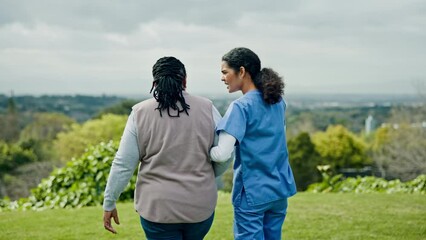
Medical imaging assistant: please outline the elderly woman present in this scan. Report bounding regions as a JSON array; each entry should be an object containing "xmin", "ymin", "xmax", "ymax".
[{"xmin": 103, "ymin": 56, "xmax": 231, "ymax": 240}]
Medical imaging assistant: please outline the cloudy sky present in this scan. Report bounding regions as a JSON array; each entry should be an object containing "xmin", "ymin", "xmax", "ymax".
[{"xmin": 0, "ymin": 0, "xmax": 425, "ymax": 96}]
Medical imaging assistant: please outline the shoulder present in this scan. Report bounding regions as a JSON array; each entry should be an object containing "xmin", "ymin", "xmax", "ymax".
[
  {"xmin": 225, "ymin": 99, "xmax": 247, "ymax": 117},
  {"xmin": 185, "ymin": 93, "xmax": 213, "ymax": 109},
  {"xmin": 186, "ymin": 93, "xmax": 213, "ymax": 105},
  {"xmin": 132, "ymin": 98, "xmax": 157, "ymax": 112},
  {"xmin": 232, "ymin": 94, "xmax": 254, "ymax": 110}
]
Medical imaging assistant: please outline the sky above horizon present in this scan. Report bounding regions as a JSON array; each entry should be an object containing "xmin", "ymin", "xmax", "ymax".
[{"xmin": 0, "ymin": 0, "xmax": 425, "ymax": 96}]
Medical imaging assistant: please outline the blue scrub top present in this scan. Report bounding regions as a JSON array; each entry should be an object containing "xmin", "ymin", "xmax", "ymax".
[{"xmin": 217, "ymin": 90, "xmax": 297, "ymax": 206}]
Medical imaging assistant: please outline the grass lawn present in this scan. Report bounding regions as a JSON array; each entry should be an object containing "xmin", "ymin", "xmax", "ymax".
[{"xmin": 0, "ymin": 192, "xmax": 425, "ymax": 240}]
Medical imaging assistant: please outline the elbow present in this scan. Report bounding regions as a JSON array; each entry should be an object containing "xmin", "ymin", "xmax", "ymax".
[{"xmin": 210, "ymin": 147, "xmax": 232, "ymax": 163}]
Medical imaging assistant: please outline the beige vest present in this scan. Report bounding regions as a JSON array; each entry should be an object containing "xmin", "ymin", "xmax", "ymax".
[{"xmin": 132, "ymin": 92, "xmax": 217, "ymax": 223}]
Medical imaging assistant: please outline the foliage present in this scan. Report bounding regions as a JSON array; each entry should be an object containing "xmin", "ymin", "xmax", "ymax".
[
  {"xmin": 53, "ymin": 114, "xmax": 127, "ymax": 162},
  {"xmin": 1, "ymin": 141, "xmax": 136, "ymax": 211},
  {"xmin": 0, "ymin": 141, "xmax": 41, "ymax": 199},
  {"xmin": 220, "ymin": 163, "xmax": 234, "ymax": 193},
  {"xmin": 1, "ymin": 162, "xmax": 56, "ymax": 200},
  {"xmin": 288, "ymin": 132, "xmax": 321, "ymax": 190},
  {"xmin": 312, "ymin": 125, "xmax": 370, "ymax": 171},
  {"xmin": 0, "ymin": 140, "xmax": 38, "ymax": 174},
  {"xmin": 19, "ymin": 113, "xmax": 75, "ymax": 142},
  {"xmin": 0, "ymin": 96, "xmax": 20, "ymax": 142},
  {"xmin": 95, "ymin": 99, "xmax": 139, "ymax": 118},
  {"xmin": 17, "ymin": 112, "xmax": 76, "ymax": 162},
  {"xmin": 307, "ymin": 166, "xmax": 426, "ymax": 194},
  {"xmin": 372, "ymin": 124, "xmax": 426, "ymax": 181}
]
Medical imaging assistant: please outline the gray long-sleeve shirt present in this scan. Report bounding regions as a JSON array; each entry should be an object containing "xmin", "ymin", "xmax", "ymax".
[{"xmin": 103, "ymin": 106, "xmax": 232, "ymax": 211}]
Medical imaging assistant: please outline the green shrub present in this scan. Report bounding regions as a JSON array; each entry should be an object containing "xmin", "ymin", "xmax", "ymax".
[
  {"xmin": 0, "ymin": 140, "xmax": 38, "ymax": 173},
  {"xmin": 53, "ymin": 114, "xmax": 127, "ymax": 162},
  {"xmin": 307, "ymin": 166, "xmax": 426, "ymax": 194},
  {"xmin": 1, "ymin": 140, "xmax": 136, "ymax": 211},
  {"xmin": 312, "ymin": 125, "xmax": 370, "ymax": 171}
]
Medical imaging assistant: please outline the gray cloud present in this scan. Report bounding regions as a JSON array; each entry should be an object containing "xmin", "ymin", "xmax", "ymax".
[
  {"xmin": 0, "ymin": 0, "xmax": 425, "ymax": 95},
  {"xmin": 0, "ymin": 0, "xmax": 297, "ymax": 31}
]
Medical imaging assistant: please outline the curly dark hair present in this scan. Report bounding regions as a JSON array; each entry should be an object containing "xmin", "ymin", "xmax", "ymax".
[
  {"xmin": 150, "ymin": 56, "xmax": 190, "ymax": 117},
  {"xmin": 222, "ymin": 47, "xmax": 284, "ymax": 104}
]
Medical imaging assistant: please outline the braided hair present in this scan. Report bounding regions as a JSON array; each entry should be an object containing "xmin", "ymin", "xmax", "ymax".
[{"xmin": 150, "ymin": 56, "xmax": 190, "ymax": 117}]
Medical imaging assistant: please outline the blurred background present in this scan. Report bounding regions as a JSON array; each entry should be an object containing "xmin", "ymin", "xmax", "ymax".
[{"xmin": 0, "ymin": 0, "xmax": 425, "ymax": 203}]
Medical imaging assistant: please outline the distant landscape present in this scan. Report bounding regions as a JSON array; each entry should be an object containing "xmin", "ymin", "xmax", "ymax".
[
  {"xmin": 0, "ymin": 91, "xmax": 425, "ymax": 201},
  {"xmin": 0, "ymin": 92, "xmax": 422, "ymax": 119},
  {"xmin": 0, "ymin": 92, "xmax": 423, "ymax": 132}
]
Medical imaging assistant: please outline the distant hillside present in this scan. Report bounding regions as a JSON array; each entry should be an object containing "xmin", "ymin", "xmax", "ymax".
[
  {"xmin": 284, "ymin": 93, "xmax": 423, "ymax": 109},
  {"xmin": 1, "ymin": 93, "xmax": 423, "ymax": 133},
  {"xmin": 0, "ymin": 94, "xmax": 125, "ymax": 122}
]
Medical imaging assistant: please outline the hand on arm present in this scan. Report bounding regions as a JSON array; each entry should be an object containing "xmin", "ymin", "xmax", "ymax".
[
  {"xmin": 210, "ymin": 131, "xmax": 235, "ymax": 177},
  {"xmin": 210, "ymin": 131, "xmax": 236, "ymax": 162},
  {"xmin": 210, "ymin": 106, "xmax": 235, "ymax": 177}
]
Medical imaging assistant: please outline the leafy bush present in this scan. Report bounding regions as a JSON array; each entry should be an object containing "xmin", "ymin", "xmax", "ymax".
[
  {"xmin": 53, "ymin": 114, "xmax": 127, "ymax": 162},
  {"xmin": 307, "ymin": 165, "xmax": 426, "ymax": 194},
  {"xmin": 312, "ymin": 125, "xmax": 370, "ymax": 171},
  {"xmin": 0, "ymin": 140, "xmax": 38, "ymax": 173},
  {"xmin": 1, "ymin": 141, "xmax": 136, "ymax": 211}
]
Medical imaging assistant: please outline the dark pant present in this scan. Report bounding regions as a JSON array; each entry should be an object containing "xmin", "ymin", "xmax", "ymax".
[{"xmin": 140, "ymin": 213, "xmax": 215, "ymax": 240}]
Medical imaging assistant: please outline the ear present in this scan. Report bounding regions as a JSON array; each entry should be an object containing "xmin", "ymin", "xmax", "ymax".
[
  {"xmin": 239, "ymin": 66, "xmax": 246, "ymax": 79},
  {"xmin": 183, "ymin": 76, "xmax": 187, "ymax": 89}
]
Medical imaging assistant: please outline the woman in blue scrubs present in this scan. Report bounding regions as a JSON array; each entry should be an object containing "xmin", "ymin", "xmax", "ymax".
[{"xmin": 210, "ymin": 47, "xmax": 297, "ymax": 240}]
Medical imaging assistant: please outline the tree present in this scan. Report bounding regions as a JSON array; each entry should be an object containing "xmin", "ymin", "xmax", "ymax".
[
  {"xmin": 371, "ymin": 94, "xmax": 426, "ymax": 181},
  {"xmin": 312, "ymin": 125, "xmax": 370, "ymax": 171},
  {"xmin": 0, "ymin": 140, "xmax": 39, "ymax": 199},
  {"xmin": 373, "ymin": 124, "xmax": 426, "ymax": 181},
  {"xmin": 0, "ymin": 141, "xmax": 38, "ymax": 173},
  {"xmin": 0, "ymin": 96, "xmax": 20, "ymax": 142},
  {"xmin": 288, "ymin": 132, "xmax": 321, "ymax": 190},
  {"xmin": 94, "ymin": 99, "xmax": 139, "ymax": 118},
  {"xmin": 18, "ymin": 113, "xmax": 76, "ymax": 162},
  {"xmin": 1, "ymin": 161, "xmax": 54, "ymax": 200},
  {"xmin": 19, "ymin": 113, "xmax": 75, "ymax": 142},
  {"xmin": 53, "ymin": 114, "xmax": 127, "ymax": 162}
]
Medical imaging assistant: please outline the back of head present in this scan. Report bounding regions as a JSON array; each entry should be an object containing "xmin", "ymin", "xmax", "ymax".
[
  {"xmin": 222, "ymin": 47, "xmax": 284, "ymax": 104},
  {"xmin": 151, "ymin": 56, "xmax": 190, "ymax": 117}
]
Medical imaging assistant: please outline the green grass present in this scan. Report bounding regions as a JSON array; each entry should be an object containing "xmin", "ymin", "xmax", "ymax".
[{"xmin": 1, "ymin": 192, "xmax": 425, "ymax": 240}]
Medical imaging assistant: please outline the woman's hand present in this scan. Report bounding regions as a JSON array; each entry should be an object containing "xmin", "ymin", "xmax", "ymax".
[{"xmin": 103, "ymin": 208, "xmax": 120, "ymax": 234}]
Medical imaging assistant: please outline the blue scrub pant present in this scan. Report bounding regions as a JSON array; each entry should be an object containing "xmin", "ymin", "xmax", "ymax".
[
  {"xmin": 140, "ymin": 212, "xmax": 214, "ymax": 240},
  {"xmin": 233, "ymin": 188, "xmax": 288, "ymax": 240}
]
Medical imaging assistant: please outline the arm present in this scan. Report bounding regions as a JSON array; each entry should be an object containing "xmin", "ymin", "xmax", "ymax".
[
  {"xmin": 211, "ymin": 106, "xmax": 234, "ymax": 177},
  {"xmin": 103, "ymin": 110, "xmax": 140, "ymax": 234},
  {"xmin": 210, "ymin": 131, "xmax": 236, "ymax": 162}
]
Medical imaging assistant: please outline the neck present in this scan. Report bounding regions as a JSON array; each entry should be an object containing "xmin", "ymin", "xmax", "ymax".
[{"xmin": 241, "ymin": 80, "xmax": 257, "ymax": 94}]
